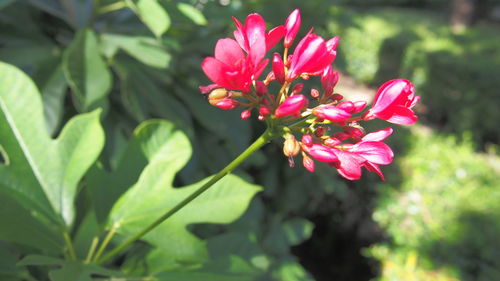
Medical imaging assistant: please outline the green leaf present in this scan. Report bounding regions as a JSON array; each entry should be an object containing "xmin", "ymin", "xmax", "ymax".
[
  {"xmin": 108, "ymin": 120, "xmax": 261, "ymax": 271},
  {"xmin": 38, "ymin": 64, "xmax": 68, "ymax": 136},
  {"xmin": 176, "ymin": 3, "xmax": 207, "ymax": 26},
  {"xmin": 134, "ymin": 0, "xmax": 170, "ymax": 37},
  {"xmin": 0, "ymin": 62, "xmax": 105, "ymax": 233},
  {"xmin": 100, "ymin": 34, "xmax": 171, "ymax": 69},
  {"xmin": 63, "ymin": 29, "xmax": 112, "ymax": 112},
  {"xmin": 18, "ymin": 255, "xmax": 125, "ymax": 281}
]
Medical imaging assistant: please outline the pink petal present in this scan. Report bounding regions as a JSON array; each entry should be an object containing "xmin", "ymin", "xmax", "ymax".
[
  {"xmin": 266, "ymin": 25, "xmax": 285, "ymax": 50},
  {"xmin": 334, "ymin": 150, "xmax": 364, "ymax": 180},
  {"xmin": 353, "ymin": 141, "xmax": 394, "ymax": 165},
  {"xmin": 371, "ymin": 79, "xmax": 411, "ymax": 114},
  {"xmin": 364, "ymin": 162, "xmax": 386, "ymax": 181},
  {"xmin": 214, "ymin": 38, "xmax": 245, "ymax": 66},
  {"xmin": 362, "ymin": 127, "xmax": 393, "ymax": 142},
  {"xmin": 307, "ymin": 144, "xmax": 338, "ymax": 163},
  {"xmin": 385, "ymin": 106, "xmax": 418, "ymax": 125},
  {"xmin": 201, "ymin": 57, "xmax": 227, "ymax": 87}
]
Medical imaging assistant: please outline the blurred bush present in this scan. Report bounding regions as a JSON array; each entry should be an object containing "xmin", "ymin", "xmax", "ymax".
[
  {"xmin": 369, "ymin": 128, "xmax": 500, "ymax": 281},
  {"xmin": 322, "ymin": 7, "xmax": 500, "ymax": 147}
]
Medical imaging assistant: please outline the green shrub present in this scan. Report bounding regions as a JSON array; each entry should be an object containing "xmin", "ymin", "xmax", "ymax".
[{"xmin": 369, "ymin": 128, "xmax": 500, "ymax": 281}]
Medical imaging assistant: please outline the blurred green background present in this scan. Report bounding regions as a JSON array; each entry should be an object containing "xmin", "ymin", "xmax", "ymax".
[{"xmin": 1, "ymin": 0, "xmax": 499, "ymax": 280}]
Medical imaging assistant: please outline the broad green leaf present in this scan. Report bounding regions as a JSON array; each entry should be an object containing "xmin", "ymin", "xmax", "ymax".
[
  {"xmin": 176, "ymin": 3, "xmax": 207, "ymax": 25},
  {"xmin": 101, "ymin": 33, "xmax": 171, "ymax": 69},
  {"xmin": 108, "ymin": 120, "xmax": 261, "ymax": 271},
  {"xmin": 18, "ymin": 255, "xmax": 125, "ymax": 281},
  {"xmin": 134, "ymin": 0, "xmax": 170, "ymax": 37},
  {"xmin": 0, "ymin": 62, "xmax": 104, "ymax": 233},
  {"xmin": 63, "ymin": 29, "xmax": 112, "ymax": 112},
  {"xmin": 38, "ymin": 64, "xmax": 67, "ymax": 135}
]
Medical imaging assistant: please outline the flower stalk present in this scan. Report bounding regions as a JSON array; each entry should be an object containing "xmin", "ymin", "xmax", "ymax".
[{"xmin": 96, "ymin": 128, "xmax": 277, "ymax": 264}]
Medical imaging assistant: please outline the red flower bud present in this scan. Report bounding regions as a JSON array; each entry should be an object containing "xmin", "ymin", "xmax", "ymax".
[
  {"xmin": 284, "ymin": 9, "xmax": 301, "ymax": 48},
  {"xmin": 302, "ymin": 154, "xmax": 315, "ymax": 172},
  {"xmin": 312, "ymin": 105, "xmax": 351, "ymax": 122},
  {"xmin": 215, "ymin": 98, "xmax": 239, "ymax": 110},
  {"xmin": 302, "ymin": 134, "xmax": 313, "ymax": 146},
  {"xmin": 275, "ymin": 94, "xmax": 308, "ymax": 118},
  {"xmin": 272, "ymin": 53, "xmax": 285, "ymax": 84},
  {"xmin": 240, "ymin": 109, "xmax": 252, "ymax": 119}
]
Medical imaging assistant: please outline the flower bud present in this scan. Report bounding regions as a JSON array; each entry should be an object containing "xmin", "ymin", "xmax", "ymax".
[
  {"xmin": 259, "ymin": 106, "xmax": 270, "ymax": 117},
  {"xmin": 292, "ymin": 83, "xmax": 304, "ymax": 95},
  {"xmin": 275, "ymin": 94, "xmax": 308, "ymax": 118},
  {"xmin": 215, "ymin": 98, "xmax": 239, "ymax": 110},
  {"xmin": 312, "ymin": 105, "xmax": 351, "ymax": 122},
  {"xmin": 208, "ymin": 88, "xmax": 229, "ymax": 106},
  {"xmin": 352, "ymin": 101, "xmax": 367, "ymax": 113},
  {"xmin": 321, "ymin": 65, "xmax": 338, "ymax": 96},
  {"xmin": 255, "ymin": 81, "xmax": 268, "ymax": 96},
  {"xmin": 284, "ymin": 9, "xmax": 301, "ymax": 48},
  {"xmin": 331, "ymin": 93, "xmax": 343, "ymax": 102},
  {"xmin": 283, "ymin": 135, "xmax": 301, "ymax": 157},
  {"xmin": 315, "ymin": 127, "xmax": 326, "ymax": 137},
  {"xmin": 323, "ymin": 137, "xmax": 341, "ymax": 147},
  {"xmin": 337, "ymin": 101, "xmax": 354, "ymax": 113},
  {"xmin": 302, "ymin": 134, "xmax": 313, "ymax": 146},
  {"xmin": 310, "ymin": 88, "xmax": 320, "ymax": 98},
  {"xmin": 240, "ymin": 109, "xmax": 252, "ymax": 119},
  {"xmin": 302, "ymin": 154, "xmax": 315, "ymax": 172},
  {"xmin": 272, "ymin": 53, "xmax": 285, "ymax": 84}
]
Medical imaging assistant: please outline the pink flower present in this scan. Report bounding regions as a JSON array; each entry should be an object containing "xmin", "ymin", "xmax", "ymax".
[
  {"xmin": 275, "ymin": 94, "xmax": 308, "ymax": 117},
  {"xmin": 312, "ymin": 105, "xmax": 351, "ymax": 122},
  {"xmin": 331, "ymin": 128, "xmax": 394, "ymax": 180},
  {"xmin": 202, "ymin": 38, "xmax": 267, "ymax": 92},
  {"xmin": 284, "ymin": 9, "xmax": 301, "ymax": 48},
  {"xmin": 233, "ymin": 13, "xmax": 284, "ymax": 66},
  {"xmin": 286, "ymin": 31, "xmax": 339, "ymax": 81},
  {"xmin": 364, "ymin": 79, "xmax": 420, "ymax": 125}
]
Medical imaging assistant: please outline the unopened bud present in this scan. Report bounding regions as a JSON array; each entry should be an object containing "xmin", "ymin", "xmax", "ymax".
[
  {"xmin": 310, "ymin": 88, "xmax": 320, "ymax": 98},
  {"xmin": 302, "ymin": 134, "xmax": 313, "ymax": 146},
  {"xmin": 302, "ymin": 154, "xmax": 315, "ymax": 172},
  {"xmin": 292, "ymin": 83, "xmax": 304, "ymax": 95},
  {"xmin": 208, "ymin": 88, "xmax": 229, "ymax": 106},
  {"xmin": 272, "ymin": 53, "xmax": 285, "ymax": 84},
  {"xmin": 215, "ymin": 98, "xmax": 239, "ymax": 110},
  {"xmin": 331, "ymin": 93, "xmax": 343, "ymax": 102},
  {"xmin": 240, "ymin": 109, "xmax": 252, "ymax": 119},
  {"xmin": 255, "ymin": 81, "xmax": 268, "ymax": 96},
  {"xmin": 315, "ymin": 127, "xmax": 326, "ymax": 137},
  {"xmin": 275, "ymin": 94, "xmax": 308, "ymax": 118},
  {"xmin": 352, "ymin": 101, "xmax": 367, "ymax": 113},
  {"xmin": 259, "ymin": 106, "xmax": 270, "ymax": 117},
  {"xmin": 323, "ymin": 137, "xmax": 341, "ymax": 147},
  {"xmin": 283, "ymin": 135, "xmax": 301, "ymax": 157}
]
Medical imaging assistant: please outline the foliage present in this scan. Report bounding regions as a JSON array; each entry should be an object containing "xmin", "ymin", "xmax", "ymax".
[
  {"xmin": 370, "ymin": 128, "xmax": 500, "ymax": 281},
  {"xmin": 322, "ymin": 7, "xmax": 500, "ymax": 146}
]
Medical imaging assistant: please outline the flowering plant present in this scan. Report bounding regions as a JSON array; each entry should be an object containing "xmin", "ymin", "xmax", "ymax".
[{"xmin": 201, "ymin": 9, "xmax": 420, "ymax": 181}]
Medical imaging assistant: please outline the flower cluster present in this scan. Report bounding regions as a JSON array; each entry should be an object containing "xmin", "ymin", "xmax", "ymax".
[{"xmin": 200, "ymin": 9, "xmax": 420, "ymax": 180}]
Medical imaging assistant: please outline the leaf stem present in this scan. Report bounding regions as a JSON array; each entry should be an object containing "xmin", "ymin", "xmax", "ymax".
[
  {"xmin": 63, "ymin": 231, "xmax": 76, "ymax": 260},
  {"xmin": 85, "ymin": 236, "xmax": 100, "ymax": 263},
  {"xmin": 99, "ymin": 1, "xmax": 128, "ymax": 14},
  {"xmin": 96, "ymin": 128, "xmax": 276, "ymax": 264},
  {"xmin": 92, "ymin": 227, "xmax": 116, "ymax": 262}
]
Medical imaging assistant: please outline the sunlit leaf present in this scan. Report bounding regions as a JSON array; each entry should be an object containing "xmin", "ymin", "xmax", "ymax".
[{"xmin": 0, "ymin": 62, "xmax": 104, "ymax": 245}]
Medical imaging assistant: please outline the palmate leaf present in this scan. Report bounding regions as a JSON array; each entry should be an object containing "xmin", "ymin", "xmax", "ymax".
[
  {"xmin": 104, "ymin": 120, "xmax": 261, "ymax": 272},
  {"xmin": 0, "ymin": 62, "xmax": 104, "ymax": 252},
  {"xmin": 18, "ymin": 255, "xmax": 125, "ymax": 281}
]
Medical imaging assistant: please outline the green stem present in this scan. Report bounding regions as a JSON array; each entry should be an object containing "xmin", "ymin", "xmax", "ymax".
[
  {"xmin": 99, "ymin": 1, "xmax": 128, "ymax": 14},
  {"xmin": 96, "ymin": 128, "xmax": 276, "ymax": 264},
  {"xmin": 92, "ymin": 227, "xmax": 116, "ymax": 262},
  {"xmin": 63, "ymin": 231, "xmax": 76, "ymax": 260},
  {"xmin": 85, "ymin": 236, "xmax": 100, "ymax": 263}
]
